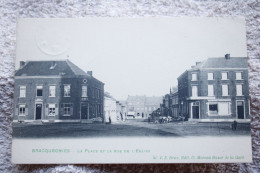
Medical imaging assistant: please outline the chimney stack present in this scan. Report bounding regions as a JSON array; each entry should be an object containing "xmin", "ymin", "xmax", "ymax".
[
  {"xmin": 225, "ymin": 54, "xmax": 230, "ymax": 60},
  {"xmin": 87, "ymin": 71, "xmax": 93, "ymax": 76},
  {"xmin": 20, "ymin": 61, "xmax": 25, "ymax": 68}
]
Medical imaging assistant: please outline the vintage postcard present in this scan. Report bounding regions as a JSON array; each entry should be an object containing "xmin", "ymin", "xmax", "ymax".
[{"xmin": 12, "ymin": 17, "xmax": 252, "ymax": 164}]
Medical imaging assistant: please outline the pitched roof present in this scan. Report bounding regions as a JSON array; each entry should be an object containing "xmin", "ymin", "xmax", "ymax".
[
  {"xmin": 15, "ymin": 60, "xmax": 88, "ymax": 76},
  {"xmin": 191, "ymin": 57, "xmax": 248, "ymax": 70}
]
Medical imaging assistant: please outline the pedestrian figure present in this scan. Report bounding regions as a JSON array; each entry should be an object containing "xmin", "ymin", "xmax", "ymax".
[
  {"xmin": 233, "ymin": 120, "xmax": 237, "ymax": 130},
  {"xmin": 109, "ymin": 116, "xmax": 111, "ymax": 124}
]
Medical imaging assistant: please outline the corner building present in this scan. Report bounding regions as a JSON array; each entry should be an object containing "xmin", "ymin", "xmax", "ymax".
[
  {"xmin": 177, "ymin": 54, "xmax": 250, "ymax": 122},
  {"xmin": 13, "ymin": 60, "xmax": 104, "ymax": 123}
]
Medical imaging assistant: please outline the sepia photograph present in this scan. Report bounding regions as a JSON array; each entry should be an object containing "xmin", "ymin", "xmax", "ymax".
[{"xmin": 12, "ymin": 18, "xmax": 252, "ymax": 164}]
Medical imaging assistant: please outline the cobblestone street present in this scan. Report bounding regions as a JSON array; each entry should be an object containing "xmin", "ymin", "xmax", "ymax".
[{"xmin": 12, "ymin": 119, "xmax": 251, "ymax": 138}]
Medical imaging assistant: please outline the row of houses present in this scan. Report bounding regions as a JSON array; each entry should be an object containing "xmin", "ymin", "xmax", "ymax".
[
  {"xmin": 104, "ymin": 92, "xmax": 127, "ymax": 123},
  {"xmin": 126, "ymin": 95, "xmax": 162, "ymax": 118},
  {"xmin": 158, "ymin": 54, "xmax": 250, "ymax": 122}
]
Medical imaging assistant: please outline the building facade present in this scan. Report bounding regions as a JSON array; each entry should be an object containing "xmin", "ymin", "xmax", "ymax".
[
  {"xmin": 126, "ymin": 95, "xmax": 162, "ymax": 118},
  {"xmin": 160, "ymin": 90, "xmax": 179, "ymax": 119},
  {"xmin": 177, "ymin": 54, "xmax": 250, "ymax": 122},
  {"xmin": 14, "ymin": 60, "xmax": 104, "ymax": 123},
  {"xmin": 104, "ymin": 93, "xmax": 117, "ymax": 123}
]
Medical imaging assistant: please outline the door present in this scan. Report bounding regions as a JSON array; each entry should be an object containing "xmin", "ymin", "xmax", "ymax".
[
  {"xmin": 35, "ymin": 104, "xmax": 42, "ymax": 120},
  {"xmin": 192, "ymin": 106, "xmax": 199, "ymax": 119},
  {"xmin": 237, "ymin": 101, "xmax": 244, "ymax": 119},
  {"xmin": 81, "ymin": 103, "xmax": 89, "ymax": 119}
]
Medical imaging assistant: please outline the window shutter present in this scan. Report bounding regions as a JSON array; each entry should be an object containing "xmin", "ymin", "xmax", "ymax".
[
  {"xmin": 25, "ymin": 105, "xmax": 28, "ymax": 116},
  {"xmin": 45, "ymin": 104, "xmax": 49, "ymax": 116},
  {"xmin": 70, "ymin": 103, "xmax": 73, "ymax": 116},
  {"xmin": 55, "ymin": 104, "xmax": 58, "ymax": 116},
  {"xmin": 15, "ymin": 105, "xmax": 18, "ymax": 116},
  {"xmin": 228, "ymin": 85, "xmax": 230, "ymax": 95},
  {"xmin": 60, "ymin": 103, "xmax": 64, "ymax": 116}
]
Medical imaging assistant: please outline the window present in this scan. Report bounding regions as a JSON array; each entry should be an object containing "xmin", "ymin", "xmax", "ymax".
[
  {"xmin": 222, "ymin": 72, "xmax": 228, "ymax": 80},
  {"xmin": 218, "ymin": 102, "xmax": 230, "ymax": 115},
  {"xmin": 19, "ymin": 105, "xmax": 25, "ymax": 116},
  {"xmin": 208, "ymin": 85, "xmax": 214, "ymax": 96},
  {"xmin": 64, "ymin": 103, "xmax": 71, "ymax": 115},
  {"xmin": 192, "ymin": 85, "xmax": 198, "ymax": 97},
  {"xmin": 208, "ymin": 73, "xmax": 214, "ymax": 80},
  {"xmin": 49, "ymin": 86, "xmax": 56, "ymax": 97},
  {"xmin": 82, "ymin": 86, "xmax": 87, "ymax": 97},
  {"xmin": 36, "ymin": 86, "xmax": 43, "ymax": 97},
  {"xmin": 222, "ymin": 85, "xmax": 229, "ymax": 96},
  {"xmin": 19, "ymin": 86, "xmax": 26, "ymax": 98},
  {"xmin": 191, "ymin": 73, "xmax": 197, "ymax": 81},
  {"xmin": 64, "ymin": 85, "xmax": 70, "ymax": 97},
  {"xmin": 236, "ymin": 84, "xmax": 243, "ymax": 96},
  {"xmin": 209, "ymin": 104, "xmax": 218, "ymax": 115},
  {"xmin": 48, "ymin": 104, "xmax": 55, "ymax": 116},
  {"xmin": 236, "ymin": 72, "xmax": 242, "ymax": 80}
]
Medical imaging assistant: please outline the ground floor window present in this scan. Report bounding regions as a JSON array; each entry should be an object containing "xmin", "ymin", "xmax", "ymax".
[
  {"xmin": 48, "ymin": 104, "xmax": 56, "ymax": 116},
  {"xmin": 19, "ymin": 104, "xmax": 26, "ymax": 116},
  {"xmin": 209, "ymin": 104, "xmax": 218, "ymax": 115},
  {"xmin": 63, "ymin": 103, "xmax": 72, "ymax": 116},
  {"xmin": 208, "ymin": 102, "xmax": 231, "ymax": 116}
]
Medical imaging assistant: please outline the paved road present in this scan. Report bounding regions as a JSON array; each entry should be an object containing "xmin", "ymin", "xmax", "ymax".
[{"xmin": 12, "ymin": 119, "xmax": 251, "ymax": 138}]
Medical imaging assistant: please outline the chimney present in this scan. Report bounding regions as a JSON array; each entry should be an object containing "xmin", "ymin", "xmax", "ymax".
[
  {"xmin": 196, "ymin": 62, "xmax": 201, "ymax": 65},
  {"xmin": 87, "ymin": 71, "xmax": 93, "ymax": 76},
  {"xmin": 225, "ymin": 54, "xmax": 230, "ymax": 60},
  {"xmin": 20, "ymin": 61, "xmax": 25, "ymax": 68}
]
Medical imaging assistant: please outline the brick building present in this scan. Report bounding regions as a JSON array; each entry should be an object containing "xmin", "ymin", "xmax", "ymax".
[
  {"xmin": 13, "ymin": 60, "xmax": 104, "ymax": 123},
  {"xmin": 177, "ymin": 54, "xmax": 250, "ymax": 122}
]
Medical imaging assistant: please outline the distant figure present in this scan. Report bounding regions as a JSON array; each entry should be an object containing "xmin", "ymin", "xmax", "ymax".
[
  {"xmin": 109, "ymin": 116, "xmax": 111, "ymax": 124},
  {"xmin": 232, "ymin": 120, "xmax": 237, "ymax": 130},
  {"xmin": 142, "ymin": 113, "xmax": 144, "ymax": 118}
]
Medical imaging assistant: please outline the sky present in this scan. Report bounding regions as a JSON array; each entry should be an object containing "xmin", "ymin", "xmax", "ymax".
[{"xmin": 16, "ymin": 17, "xmax": 247, "ymax": 100}]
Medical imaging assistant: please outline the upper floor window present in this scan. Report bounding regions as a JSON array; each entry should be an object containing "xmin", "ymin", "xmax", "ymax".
[
  {"xmin": 208, "ymin": 85, "xmax": 214, "ymax": 96},
  {"xmin": 36, "ymin": 86, "xmax": 43, "ymax": 97},
  {"xmin": 49, "ymin": 85, "xmax": 56, "ymax": 97},
  {"xmin": 19, "ymin": 86, "xmax": 26, "ymax": 98},
  {"xmin": 222, "ymin": 84, "xmax": 229, "ymax": 96},
  {"xmin": 236, "ymin": 72, "xmax": 242, "ymax": 80},
  {"xmin": 236, "ymin": 84, "xmax": 243, "ymax": 96},
  {"xmin": 192, "ymin": 85, "xmax": 198, "ymax": 97},
  {"xmin": 64, "ymin": 85, "xmax": 70, "ymax": 97},
  {"xmin": 191, "ymin": 73, "xmax": 197, "ymax": 81},
  {"xmin": 222, "ymin": 72, "xmax": 228, "ymax": 80},
  {"xmin": 82, "ymin": 86, "xmax": 87, "ymax": 97},
  {"xmin": 208, "ymin": 73, "xmax": 214, "ymax": 80}
]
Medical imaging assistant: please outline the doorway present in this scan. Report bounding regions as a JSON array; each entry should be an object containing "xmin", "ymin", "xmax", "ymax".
[
  {"xmin": 192, "ymin": 102, "xmax": 200, "ymax": 119},
  {"xmin": 81, "ymin": 103, "xmax": 89, "ymax": 119},
  {"xmin": 35, "ymin": 104, "xmax": 42, "ymax": 120},
  {"xmin": 237, "ymin": 101, "xmax": 245, "ymax": 119}
]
